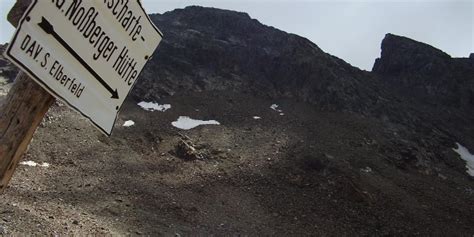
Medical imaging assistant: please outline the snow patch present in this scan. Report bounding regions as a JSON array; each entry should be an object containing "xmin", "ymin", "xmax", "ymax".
[
  {"xmin": 253, "ymin": 116, "xmax": 262, "ymax": 120},
  {"xmin": 138, "ymin": 101, "xmax": 171, "ymax": 112},
  {"xmin": 20, "ymin": 161, "xmax": 50, "ymax": 167},
  {"xmin": 453, "ymin": 143, "xmax": 474, "ymax": 177},
  {"xmin": 123, "ymin": 120, "xmax": 135, "ymax": 127},
  {"xmin": 270, "ymin": 104, "xmax": 283, "ymax": 112},
  {"xmin": 172, "ymin": 116, "xmax": 220, "ymax": 130}
]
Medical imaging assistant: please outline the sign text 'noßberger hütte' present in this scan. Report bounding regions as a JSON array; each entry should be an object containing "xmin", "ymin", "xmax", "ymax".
[{"xmin": 4, "ymin": 0, "xmax": 163, "ymax": 135}]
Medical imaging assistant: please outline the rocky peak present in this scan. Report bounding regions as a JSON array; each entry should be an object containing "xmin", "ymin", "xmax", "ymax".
[
  {"xmin": 372, "ymin": 33, "xmax": 474, "ymax": 108},
  {"xmin": 158, "ymin": 6, "xmax": 253, "ymax": 27},
  {"xmin": 136, "ymin": 6, "xmax": 379, "ymax": 113},
  {"xmin": 372, "ymin": 33, "xmax": 452, "ymax": 76}
]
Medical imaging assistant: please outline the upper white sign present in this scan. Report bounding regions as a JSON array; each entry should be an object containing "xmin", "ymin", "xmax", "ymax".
[{"xmin": 4, "ymin": 0, "xmax": 163, "ymax": 135}]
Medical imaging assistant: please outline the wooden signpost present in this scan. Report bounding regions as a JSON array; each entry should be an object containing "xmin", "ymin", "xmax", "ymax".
[{"xmin": 0, "ymin": 0, "xmax": 162, "ymax": 192}]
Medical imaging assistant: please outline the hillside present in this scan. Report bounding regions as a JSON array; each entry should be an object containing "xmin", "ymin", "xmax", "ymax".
[
  {"xmin": 135, "ymin": 7, "xmax": 383, "ymax": 113},
  {"xmin": 0, "ymin": 6, "xmax": 473, "ymax": 235}
]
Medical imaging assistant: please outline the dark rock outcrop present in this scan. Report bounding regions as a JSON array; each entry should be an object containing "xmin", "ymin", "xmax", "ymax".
[
  {"xmin": 373, "ymin": 34, "xmax": 452, "ymax": 77},
  {"xmin": 134, "ymin": 6, "xmax": 384, "ymax": 113},
  {"xmin": 132, "ymin": 7, "xmax": 474, "ymax": 164},
  {"xmin": 372, "ymin": 33, "xmax": 474, "ymax": 152},
  {"xmin": 373, "ymin": 34, "xmax": 474, "ymax": 108}
]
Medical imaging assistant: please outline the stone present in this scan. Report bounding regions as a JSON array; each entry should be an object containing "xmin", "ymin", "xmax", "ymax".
[{"xmin": 175, "ymin": 137, "xmax": 204, "ymax": 160}]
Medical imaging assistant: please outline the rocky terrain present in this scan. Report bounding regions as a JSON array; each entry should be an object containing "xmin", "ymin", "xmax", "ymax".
[
  {"xmin": 136, "ymin": 6, "xmax": 474, "ymax": 177},
  {"xmin": 0, "ymin": 6, "xmax": 473, "ymax": 235},
  {"xmin": 137, "ymin": 7, "xmax": 382, "ymax": 113},
  {"xmin": 0, "ymin": 44, "xmax": 16, "ymax": 96},
  {"xmin": 0, "ymin": 44, "xmax": 17, "ymax": 82}
]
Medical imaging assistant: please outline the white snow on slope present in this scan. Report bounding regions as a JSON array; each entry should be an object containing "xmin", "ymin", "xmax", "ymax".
[
  {"xmin": 138, "ymin": 101, "xmax": 171, "ymax": 112},
  {"xmin": 123, "ymin": 120, "xmax": 135, "ymax": 127},
  {"xmin": 453, "ymin": 143, "xmax": 474, "ymax": 177},
  {"xmin": 172, "ymin": 116, "xmax": 220, "ymax": 130},
  {"xmin": 270, "ymin": 104, "xmax": 283, "ymax": 112},
  {"xmin": 253, "ymin": 116, "xmax": 262, "ymax": 120},
  {"xmin": 20, "ymin": 161, "xmax": 50, "ymax": 167}
]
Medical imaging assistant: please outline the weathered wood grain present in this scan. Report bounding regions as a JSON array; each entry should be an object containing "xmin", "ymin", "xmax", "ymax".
[{"xmin": 0, "ymin": 0, "xmax": 55, "ymax": 192}]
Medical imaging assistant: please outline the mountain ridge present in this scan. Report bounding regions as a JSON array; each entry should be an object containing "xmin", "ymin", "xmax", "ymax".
[
  {"xmin": 1, "ymin": 6, "xmax": 472, "ymax": 149},
  {"xmin": 135, "ymin": 6, "xmax": 383, "ymax": 114},
  {"xmin": 136, "ymin": 6, "xmax": 474, "ymax": 153},
  {"xmin": 0, "ymin": 6, "xmax": 473, "ymax": 235}
]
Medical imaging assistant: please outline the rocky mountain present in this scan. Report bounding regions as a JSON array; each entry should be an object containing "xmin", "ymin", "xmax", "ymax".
[
  {"xmin": 373, "ymin": 33, "xmax": 474, "ymax": 109},
  {"xmin": 0, "ymin": 6, "xmax": 473, "ymax": 235},
  {"xmin": 371, "ymin": 34, "xmax": 474, "ymax": 152},
  {"xmin": 136, "ymin": 7, "xmax": 473, "ymax": 121},
  {"xmin": 1, "ymin": 6, "xmax": 472, "ymax": 153},
  {"xmin": 131, "ymin": 6, "xmax": 474, "ymax": 160},
  {"xmin": 135, "ymin": 6, "xmax": 384, "ymax": 113}
]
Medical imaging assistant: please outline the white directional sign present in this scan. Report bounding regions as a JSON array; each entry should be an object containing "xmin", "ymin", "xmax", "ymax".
[{"xmin": 4, "ymin": 0, "xmax": 162, "ymax": 135}]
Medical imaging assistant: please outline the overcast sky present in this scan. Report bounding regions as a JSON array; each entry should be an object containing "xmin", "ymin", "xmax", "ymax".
[{"xmin": 1, "ymin": 0, "xmax": 472, "ymax": 70}]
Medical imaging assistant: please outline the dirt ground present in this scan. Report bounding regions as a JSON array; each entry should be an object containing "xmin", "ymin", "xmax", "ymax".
[{"xmin": 0, "ymin": 91, "xmax": 473, "ymax": 235}]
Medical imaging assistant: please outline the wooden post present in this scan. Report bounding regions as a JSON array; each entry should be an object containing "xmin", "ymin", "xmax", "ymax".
[{"xmin": 0, "ymin": 0, "xmax": 55, "ymax": 192}]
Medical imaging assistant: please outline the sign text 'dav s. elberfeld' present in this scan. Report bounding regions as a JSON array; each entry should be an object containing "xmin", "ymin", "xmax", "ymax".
[{"xmin": 4, "ymin": 0, "xmax": 163, "ymax": 135}]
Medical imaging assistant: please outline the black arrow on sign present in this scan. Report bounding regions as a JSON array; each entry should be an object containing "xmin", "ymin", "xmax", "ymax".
[{"xmin": 38, "ymin": 17, "xmax": 119, "ymax": 99}]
